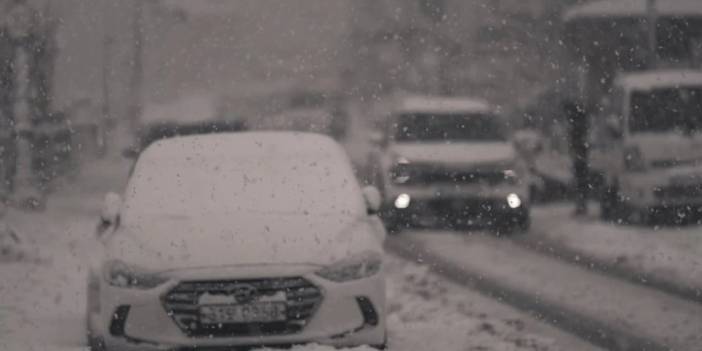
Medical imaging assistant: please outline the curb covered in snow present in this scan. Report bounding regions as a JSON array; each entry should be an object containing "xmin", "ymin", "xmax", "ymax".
[
  {"xmin": 512, "ymin": 233, "xmax": 702, "ymax": 305},
  {"xmin": 385, "ymin": 237, "xmax": 667, "ymax": 351}
]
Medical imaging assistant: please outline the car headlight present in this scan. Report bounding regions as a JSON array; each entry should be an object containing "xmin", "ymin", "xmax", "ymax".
[
  {"xmin": 316, "ymin": 251, "xmax": 383, "ymax": 282},
  {"xmin": 103, "ymin": 260, "xmax": 169, "ymax": 289},
  {"xmin": 507, "ymin": 193, "xmax": 522, "ymax": 209}
]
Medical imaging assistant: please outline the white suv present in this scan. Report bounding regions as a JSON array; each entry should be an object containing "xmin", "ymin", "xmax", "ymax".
[
  {"xmin": 369, "ymin": 96, "xmax": 530, "ymax": 233},
  {"xmin": 591, "ymin": 70, "xmax": 702, "ymax": 224}
]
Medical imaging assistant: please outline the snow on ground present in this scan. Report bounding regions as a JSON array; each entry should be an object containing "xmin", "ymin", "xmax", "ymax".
[
  {"xmin": 398, "ymin": 230, "xmax": 702, "ymax": 350},
  {"xmin": 381, "ymin": 257, "xmax": 562, "ymax": 351},
  {"xmin": 257, "ymin": 255, "xmax": 563, "ymax": 351},
  {"xmin": 0, "ymin": 149, "xmax": 131, "ymax": 351},
  {"xmin": 530, "ymin": 204, "xmax": 702, "ymax": 293}
]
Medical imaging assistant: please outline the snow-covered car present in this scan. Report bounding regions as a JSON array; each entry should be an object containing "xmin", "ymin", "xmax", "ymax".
[
  {"xmin": 87, "ymin": 132, "xmax": 387, "ymax": 350},
  {"xmin": 370, "ymin": 95, "xmax": 530, "ymax": 233},
  {"xmin": 591, "ymin": 70, "xmax": 702, "ymax": 223}
]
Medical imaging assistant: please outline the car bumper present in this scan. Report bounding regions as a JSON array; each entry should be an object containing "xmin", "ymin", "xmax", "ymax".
[
  {"xmin": 91, "ymin": 264, "xmax": 385, "ymax": 350},
  {"xmin": 382, "ymin": 184, "xmax": 529, "ymax": 228}
]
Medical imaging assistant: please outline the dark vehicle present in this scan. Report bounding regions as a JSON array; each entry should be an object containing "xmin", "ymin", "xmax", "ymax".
[{"xmin": 123, "ymin": 119, "xmax": 247, "ymax": 159}]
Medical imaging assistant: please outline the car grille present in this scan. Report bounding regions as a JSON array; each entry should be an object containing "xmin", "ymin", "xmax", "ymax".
[
  {"xmin": 425, "ymin": 198, "xmax": 503, "ymax": 213},
  {"xmin": 655, "ymin": 184, "xmax": 702, "ymax": 200},
  {"xmin": 162, "ymin": 277, "xmax": 322, "ymax": 338},
  {"xmin": 392, "ymin": 164, "xmax": 507, "ymax": 185}
]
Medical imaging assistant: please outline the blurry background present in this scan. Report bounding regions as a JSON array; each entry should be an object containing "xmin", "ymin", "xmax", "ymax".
[{"xmin": 44, "ymin": 0, "xmax": 582, "ymax": 122}]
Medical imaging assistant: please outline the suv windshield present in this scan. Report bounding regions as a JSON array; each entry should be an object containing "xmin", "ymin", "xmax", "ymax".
[
  {"xmin": 395, "ymin": 113, "xmax": 505, "ymax": 142},
  {"xmin": 630, "ymin": 87, "xmax": 702, "ymax": 133}
]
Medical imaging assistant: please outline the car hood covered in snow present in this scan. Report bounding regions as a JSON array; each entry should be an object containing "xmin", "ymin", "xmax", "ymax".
[
  {"xmin": 391, "ymin": 142, "xmax": 516, "ymax": 166},
  {"xmin": 106, "ymin": 212, "xmax": 380, "ymax": 272}
]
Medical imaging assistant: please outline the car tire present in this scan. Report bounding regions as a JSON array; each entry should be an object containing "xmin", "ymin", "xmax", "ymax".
[
  {"xmin": 517, "ymin": 215, "xmax": 531, "ymax": 232},
  {"xmin": 371, "ymin": 331, "xmax": 388, "ymax": 350},
  {"xmin": 495, "ymin": 214, "xmax": 530, "ymax": 236},
  {"xmin": 529, "ymin": 184, "xmax": 542, "ymax": 204},
  {"xmin": 87, "ymin": 334, "xmax": 106, "ymax": 351},
  {"xmin": 86, "ymin": 323, "xmax": 106, "ymax": 351},
  {"xmin": 382, "ymin": 215, "xmax": 402, "ymax": 234}
]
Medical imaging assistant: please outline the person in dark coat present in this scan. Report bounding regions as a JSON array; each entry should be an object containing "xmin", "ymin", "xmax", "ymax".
[{"xmin": 565, "ymin": 101, "xmax": 589, "ymax": 216}]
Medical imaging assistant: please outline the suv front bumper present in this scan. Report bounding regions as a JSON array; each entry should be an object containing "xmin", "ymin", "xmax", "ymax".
[{"xmin": 381, "ymin": 185, "xmax": 529, "ymax": 229}]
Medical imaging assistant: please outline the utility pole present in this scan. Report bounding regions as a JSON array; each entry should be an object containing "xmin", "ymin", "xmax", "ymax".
[
  {"xmin": 647, "ymin": 0, "xmax": 657, "ymax": 68},
  {"xmin": 0, "ymin": 9, "xmax": 17, "ymax": 201},
  {"xmin": 128, "ymin": 0, "xmax": 144, "ymax": 132},
  {"xmin": 98, "ymin": 34, "xmax": 113, "ymax": 156}
]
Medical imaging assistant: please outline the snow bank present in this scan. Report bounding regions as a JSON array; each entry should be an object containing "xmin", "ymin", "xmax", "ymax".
[
  {"xmin": 531, "ymin": 205, "xmax": 702, "ymax": 292},
  {"xmin": 254, "ymin": 257, "xmax": 556, "ymax": 351},
  {"xmin": 383, "ymin": 259, "xmax": 556, "ymax": 351}
]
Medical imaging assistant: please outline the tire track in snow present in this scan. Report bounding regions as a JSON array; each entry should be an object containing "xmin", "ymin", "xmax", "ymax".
[
  {"xmin": 386, "ymin": 233, "xmax": 683, "ymax": 351},
  {"xmin": 510, "ymin": 232, "xmax": 702, "ymax": 306}
]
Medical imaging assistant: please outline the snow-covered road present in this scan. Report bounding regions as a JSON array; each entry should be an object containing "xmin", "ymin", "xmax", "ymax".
[{"xmin": 388, "ymin": 229, "xmax": 702, "ymax": 350}]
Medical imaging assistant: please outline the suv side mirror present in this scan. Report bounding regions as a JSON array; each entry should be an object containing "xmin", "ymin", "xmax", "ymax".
[
  {"xmin": 362, "ymin": 186, "xmax": 382, "ymax": 215},
  {"xmin": 100, "ymin": 192, "xmax": 122, "ymax": 228}
]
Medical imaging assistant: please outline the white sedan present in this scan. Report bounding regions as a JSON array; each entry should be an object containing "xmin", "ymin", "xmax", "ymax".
[{"xmin": 87, "ymin": 132, "xmax": 387, "ymax": 350}]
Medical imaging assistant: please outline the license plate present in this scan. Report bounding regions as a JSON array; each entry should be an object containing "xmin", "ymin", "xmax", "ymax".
[{"xmin": 200, "ymin": 302, "xmax": 287, "ymax": 324}]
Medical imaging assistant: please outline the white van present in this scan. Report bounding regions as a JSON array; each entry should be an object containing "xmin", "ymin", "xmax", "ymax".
[{"xmin": 591, "ymin": 70, "xmax": 702, "ymax": 223}]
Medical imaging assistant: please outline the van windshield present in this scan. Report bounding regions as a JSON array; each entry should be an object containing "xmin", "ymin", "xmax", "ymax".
[
  {"xmin": 630, "ymin": 87, "xmax": 702, "ymax": 133},
  {"xmin": 395, "ymin": 113, "xmax": 505, "ymax": 142}
]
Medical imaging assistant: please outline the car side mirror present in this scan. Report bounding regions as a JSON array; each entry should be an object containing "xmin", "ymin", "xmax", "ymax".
[
  {"xmin": 362, "ymin": 186, "xmax": 382, "ymax": 215},
  {"xmin": 100, "ymin": 192, "xmax": 122, "ymax": 229},
  {"xmin": 122, "ymin": 147, "xmax": 139, "ymax": 159}
]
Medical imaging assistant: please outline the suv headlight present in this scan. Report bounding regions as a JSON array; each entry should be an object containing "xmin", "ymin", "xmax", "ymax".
[
  {"xmin": 103, "ymin": 260, "xmax": 169, "ymax": 289},
  {"xmin": 316, "ymin": 251, "xmax": 382, "ymax": 282}
]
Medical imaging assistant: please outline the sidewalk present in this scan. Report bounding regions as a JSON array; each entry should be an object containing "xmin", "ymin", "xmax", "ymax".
[
  {"xmin": 0, "ymin": 129, "xmax": 132, "ymax": 351},
  {"xmin": 528, "ymin": 204, "xmax": 702, "ymax": 301}
]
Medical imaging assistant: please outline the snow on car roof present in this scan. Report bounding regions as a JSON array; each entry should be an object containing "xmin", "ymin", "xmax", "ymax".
[
  {"xmin": 564, "ymin": 0, "xmax": 702, "ymax": 22},
  {"xmin": 614, "ymin": 70, "xmax": 702, "ymax": 91},
  {"xmin": 396, "ymin": 95, "xmax": 492, "ymax": 115}
]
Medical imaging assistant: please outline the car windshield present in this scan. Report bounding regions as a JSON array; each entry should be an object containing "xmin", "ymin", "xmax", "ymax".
[
  {"xmin": 122, "ymin": 152, "xmax": 364, "ymax": 220},
  {"xmin": 630, "ymin": 87, "xmax": 702, "ymax": 133},
  {"xmin": 395, "ymin": 113, "xmax": 505, "ymax": 142}
]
